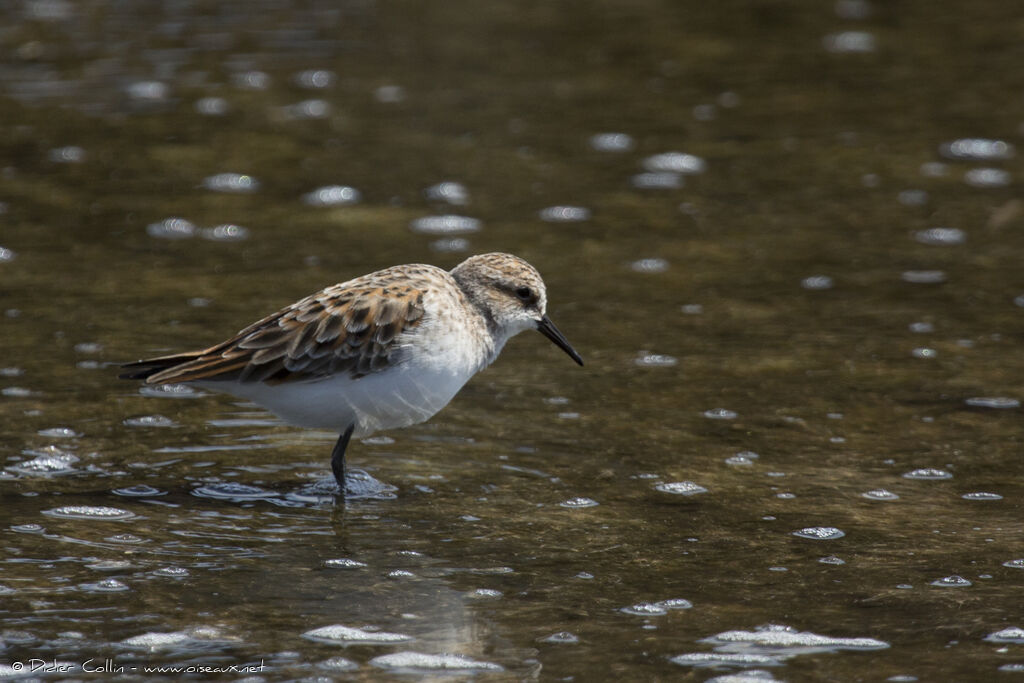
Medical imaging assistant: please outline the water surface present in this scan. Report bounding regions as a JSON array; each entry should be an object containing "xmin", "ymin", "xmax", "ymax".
[{"xmin": 2, "ymin": 0, "xmax": 1023, "ymax": 680}]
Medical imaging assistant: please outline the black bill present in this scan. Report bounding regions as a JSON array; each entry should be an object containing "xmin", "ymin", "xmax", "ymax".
[{"xmin": 536, "ymin": 315, "xmax": 584, "ymax": 366}]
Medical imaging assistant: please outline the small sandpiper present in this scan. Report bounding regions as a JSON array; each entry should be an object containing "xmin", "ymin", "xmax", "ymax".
[{"xmin": 122, "ymin": 252, "xmax": 583, "ymax": 493}]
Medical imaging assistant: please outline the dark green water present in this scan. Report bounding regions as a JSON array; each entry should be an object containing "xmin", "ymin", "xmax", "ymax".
[{"xmin": 2, "ymin": 1, "xmax": 1023, "ymax": 680}]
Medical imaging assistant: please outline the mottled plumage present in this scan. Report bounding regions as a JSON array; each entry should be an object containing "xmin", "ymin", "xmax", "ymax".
[{"xmin": 122, "ymin": 253, "xmax": 583, "ymax": 494}]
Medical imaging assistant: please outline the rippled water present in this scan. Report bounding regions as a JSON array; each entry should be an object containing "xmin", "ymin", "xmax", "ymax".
[{"xmin": 2, "ymin": 0, "xmax": 1023, "ymax": 680}]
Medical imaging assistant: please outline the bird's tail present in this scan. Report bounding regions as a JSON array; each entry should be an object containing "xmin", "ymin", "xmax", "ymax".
[{"xmin": 119, "ymin": 352, "xmax": 203, "ymax": 382}]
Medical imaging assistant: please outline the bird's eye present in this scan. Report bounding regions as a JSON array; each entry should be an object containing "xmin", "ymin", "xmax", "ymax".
[{"xmin": 515, "ymin": 286, "xmax": 533, "ymax": 302}]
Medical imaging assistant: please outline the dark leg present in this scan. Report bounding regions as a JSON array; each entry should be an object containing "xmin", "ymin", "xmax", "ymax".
[{"xmin": 330, "ymin": 424, "xmax": 355, "ymax": 493}]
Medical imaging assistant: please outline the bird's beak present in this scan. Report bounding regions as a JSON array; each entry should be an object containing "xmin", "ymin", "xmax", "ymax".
[{"xmin": 536, "ymin": 316, "xmax": 584, "ymax": 366}]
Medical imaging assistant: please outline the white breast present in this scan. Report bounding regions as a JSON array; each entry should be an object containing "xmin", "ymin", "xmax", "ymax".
[{"xmin": 197, "ymin": 286, "xmax": 497, "ymax": 436}]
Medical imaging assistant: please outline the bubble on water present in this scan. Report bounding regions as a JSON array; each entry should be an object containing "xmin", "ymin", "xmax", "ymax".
[
  {"xmin": 912, "ymin": 347, "xmax": 937, "ymax": 359},
  {"xmin": 964, "ymin": 167, "xmax": 1011, "ymax": 188},
  {"xmin": 285, "ymin": 99, "xmax": 331, "ymax": 119},
  {"xmin": 80, "ymin": 578, "xmax": 130, "ymax": 593},
  {"xmin": 11, "ymin": 523, "xmax": 44, "ymax": 534},
  {"xmin": 388, "ymin": 569, "xmax": 415, "ymax": 579},
  {"xmin": 681, "ymin": 303, "xmax": 704, "ymax": 314},
  {"xmin": 194, "ymin": 96, "xmax": 229, "ymax": 116},
  {"xmin": 901, "ymin": 270, "xmax": 946, "ymax": 284},
  {"xmin": 126, "ymin": 80, "xmax": 169, "ymax": 101},
  {"xmin": 153, "ymin": 567, "xmax": 189, "ymax": 578},
  {"xmin": 429, "ymin": 237, "xmax": 470, "ymax": 253},
  {"xmin": 139, "ymin": 383, "xmax": 204, "ymax": 398},
  {"xmin": 38, "ymin": 427, "xmax": 80, "ymax": 438},
  {"xmin": 824, "ymin": 31, "xmax": 876, "ymax": 53},
  {"xmin": 293, "ymin": 69, "xmax": 335, "ymax": 89},
  {"xmin": 965, "ymin": 396, "xmax": 1019, "ymax": 409},
  {"xmin": 375, "ymin": 85, "xmax": 406, "ymax": 103},
  {"xmin": 146, "ymin": 217, "xmax": 197, "ymax": 240},
  {"xmin": 985, "ymin": 627, "xmax": 1024, "ymax": 644},
  {"xmin": 621, "ymin": 603, "xmax": 667, "ymax": 616},
  {"xmin": 7, "ymin": 446, "xmax": 79, "ymax": 476},
  {"xmin": 621, "ymin": 598, "xmax": 692, "ymax": 616},
  {"xmin": 317, "ymin": 656, "xmax": 359, "ymax": 672},
  {"xmin": 801, "ymin": 275, "xmax": 833, "ymax": 290},
  {"xmin": 670, "ymin": 653, "xmax": 781, "ymax": 668},
  {"xmin": 302, "ymin": 185, "xmax": 362, "ymax": 207},
  {"xmin": 897, "ymin": 189, "xmax": 929, "ymax": 206},
  {"xmin": 702, "ymin": 624, "xmax": 889, "ymax": 654},
  {"xmin": 635, "ymin": 352, "xmax": 678, "ymax": 367},
  {"xmin": 931, "ymin": 575, "xmax": 971, "ymax": 587},
  {"xmin": 717, "ymin": 91, "xmax": 741, "ymax": 108},
  {"xmin": 630, "ymin": 258, "xmax": 669, "ymax": 273},
  {"xmin": 325, "ymin": 558, "xmax": 368, "ymax": 569},
  {"xmin": 539, "ymin": 206, "xmax": 591, "ymax": 222},
  {"xmin": 0, "ymin": 246, "xmax": 15, "ymax": 263},
  {"xmin": 409, "ymin": 215, "xmax": 481, "ymax": 235},
  {"xmin": 920, "ymin": 161, "xmax": 949, "ymax": 177},
  {"xmin": 49, "ymin": 145, "xmax": 86, "ymax": 163},
  {"xmin": 303, "ymin": 624, "xmax": 413, "ymax": 645},
  {"xmin": 370, "ymin": 652, "xmax": 503, "ymax": 673},
  {"xmin": 819, "ymin": 555, "xmax": 846, "ymax": 565},
  {"xmin": 961, "ymin": 492, "xmax": 1003, "ymax": 501},
  {"xmin": 793, "ymin": 527, "xmax": 845, "ymax": 540},
  {"xmin": 631, "ymin": 172, "xmax": 684, "ymax": 189},
  {"xmin": 123, "ymin": 415, "xmax": 176, "ymax": 428},
  {"xmin": 902, "ymin": 468, "xmax": 952, "ymax": 480},
  {"xmin": 693, "ymin": 103, "xmax": 717, "ymax": 121},
  {"xmin": 231, "ymin": 70, "xmax": 270, "ymax": 90},
  {"xmin": 1003, "ymin": 559, "xmax": 1024, "ymax": 569},
  {"xmin": 940, "ymin": 138, "xmax": 1015, "ymax": 161},
  {"xmin": 467, "ymin": 588, "xmax": 502, "ymax": 599},
  {"xmin": 560, "ymin": 497, "xmax": 599, "ymax": 508},
  {"xmin": 914, "ymin": 228, "xmax": 965, "ymax": 246},
  {"xmin": 642, "ymin": 152, "xmax": 707, "ymax": 175},
  {"xmin": 112, "ymin": 485, "xmax": 166, "ymax": 497},
  {"xmin": 655, "ymin": 481, "xmax": 708, "ymax": 496},
  {"xmin": 725, "ymin": 454, "xmax": 754, "ymax": 466},
  {"xmin": 424, "ymin": 181, "xmax": 469, "ymax": 205},
  {"xmin": 862, "ymin": 489, "xmax": 899, "ymax": 501},
  {"xmin": 43, "ymin": 505, "xmax": 135, "ymax": 521},
  {"xmin": 704, "ymin": 408, "xmax": 738, "ymax": 420},
  {"xmin": 120, "ymin": 631, "xmax": 193, "ymax": 650},
  {"xmin": 541, "ymin": 631, "xmax": 580, "ymax": 644},
  {"xmin": 201, "ymin": 224, "xmax": 250, "ymax": 242},
  {"xmin": 202, "ymin": 172, "xmax": 259, "ymax": 193},
  {"xmin": 589, "ymin": 132, "xmax": 634, "ymax": 152},
  {"xmin": 658, "ymin": 598, "xmax": 694, "ymax": 610},
  {"xmin": 908, "ymin": 321, "xmax": 934, "ymax": 333},
  {"xmin": 107, "ymin": 533, "xmax": 144, "ymax": 544},
  {"xmin": 192, "ymin": 482, "xmax": 277, "ymax": 501}
]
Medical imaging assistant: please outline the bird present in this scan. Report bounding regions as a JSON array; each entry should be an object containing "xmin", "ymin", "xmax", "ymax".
[{"xmin": 121, "ymin": 252, "xmax": 583, "ymax": 494}]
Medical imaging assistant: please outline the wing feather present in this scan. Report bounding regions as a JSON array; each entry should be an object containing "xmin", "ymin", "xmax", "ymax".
[{"xmin": 123, "ymin": 277, "xmax": 429, "ymax": 385}]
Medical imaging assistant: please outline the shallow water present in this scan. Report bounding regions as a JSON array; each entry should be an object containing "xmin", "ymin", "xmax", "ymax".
[{"xmin": 2, "ymin": 0, "xmax": 1023, "ymax": 680}]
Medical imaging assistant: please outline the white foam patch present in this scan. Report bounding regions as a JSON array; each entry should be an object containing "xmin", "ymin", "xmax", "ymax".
[
  {"xmin": 705, "ymin": 624, "xmax": 889, "ymax": 655},
  {"xmin": 302, "ymin": 624, "xmax": 413, "ymax": 645},
  {"xmin": 369, "ymin": 652, "xmax": 504, "ymax": 672}
]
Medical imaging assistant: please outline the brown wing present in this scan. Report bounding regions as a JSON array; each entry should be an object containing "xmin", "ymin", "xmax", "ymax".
[{"xmin": 121, "ymin": 283, "xmax": 426, "ymax": 385}]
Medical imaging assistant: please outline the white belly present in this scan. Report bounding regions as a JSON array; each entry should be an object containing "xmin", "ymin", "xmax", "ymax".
[{"xmin": 197, "ymin": 360, "xmax": 474, "ymax": 437}]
